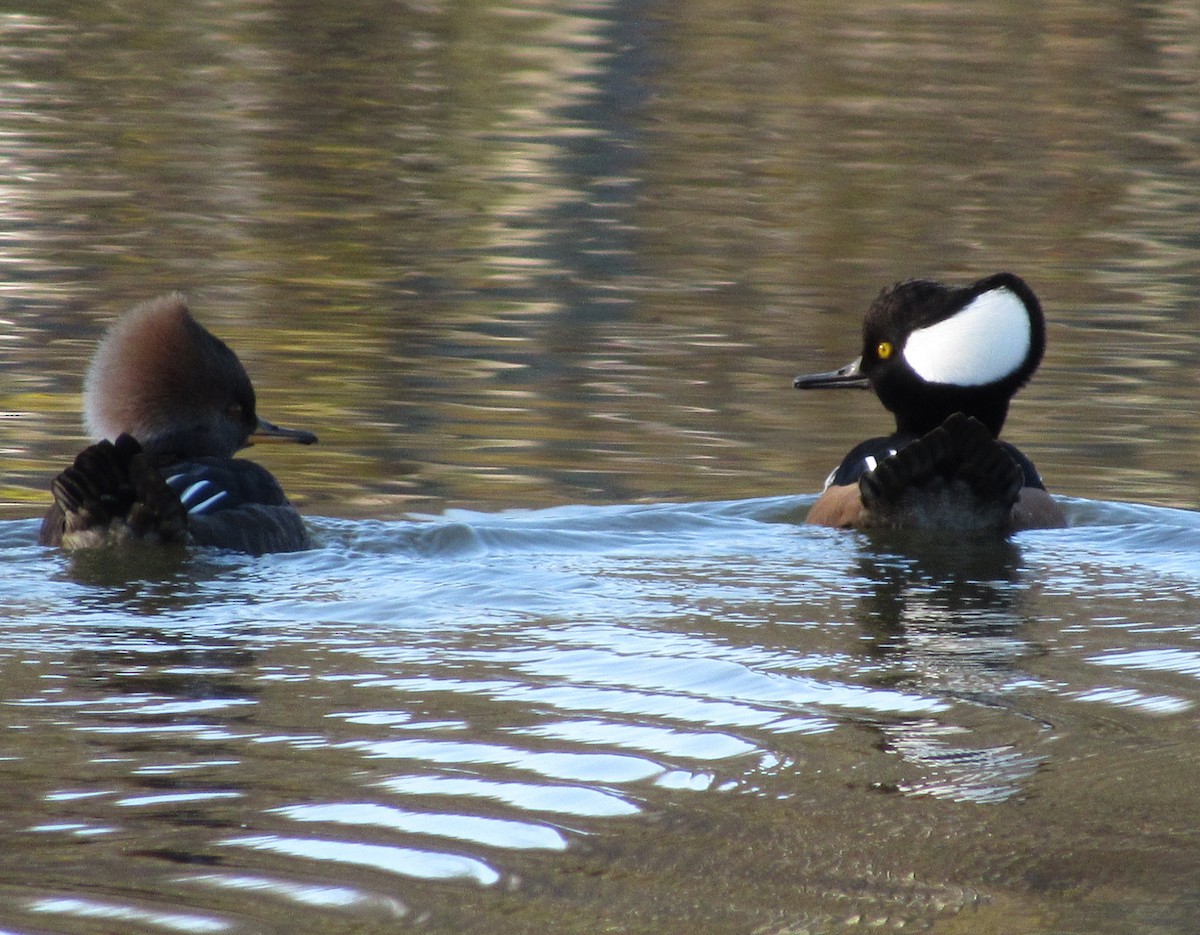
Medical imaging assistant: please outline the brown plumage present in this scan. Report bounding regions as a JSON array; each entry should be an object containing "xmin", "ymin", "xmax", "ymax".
[{"xmin": 40, "ymin": 295, "xmax": 317, "ymax": 554}]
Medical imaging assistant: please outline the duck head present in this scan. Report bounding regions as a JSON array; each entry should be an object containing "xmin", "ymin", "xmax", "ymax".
[{"xmin": 83, "ymin": 294, "xmax": 317, "ymax": 460}]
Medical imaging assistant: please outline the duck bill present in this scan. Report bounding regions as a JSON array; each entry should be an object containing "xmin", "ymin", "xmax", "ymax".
[
  {"xmin": 793, "ymin": 357, "xmax": 870, "ymax": 390},
  {"xmin": 252, "ymin": 416, "xmax": 318, "ymax": 445}
]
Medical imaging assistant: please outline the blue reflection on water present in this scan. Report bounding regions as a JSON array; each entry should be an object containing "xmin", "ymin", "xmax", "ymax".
[{"xmin": 1, "ymin": 493, "xmax": 1199, "ymax": 929}]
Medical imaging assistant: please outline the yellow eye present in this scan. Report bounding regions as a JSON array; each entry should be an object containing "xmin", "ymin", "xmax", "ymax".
[{"xmin": 876, "ymin": 341, "xmax": 893, "ymax": 360}]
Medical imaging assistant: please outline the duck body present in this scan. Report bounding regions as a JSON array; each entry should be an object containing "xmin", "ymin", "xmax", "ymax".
[
  {"xmin": 796, "ymin": 273, "xmax": 1064, "ymax": 532},
  {"xmin": 39, "ymin": 294, "xmax": 317, "ymax": 555}
]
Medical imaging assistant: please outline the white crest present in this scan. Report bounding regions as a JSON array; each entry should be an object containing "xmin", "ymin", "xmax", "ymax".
[{"xmin": 902, "ymin": 286, "xmax": 1031, "ymax": 386}]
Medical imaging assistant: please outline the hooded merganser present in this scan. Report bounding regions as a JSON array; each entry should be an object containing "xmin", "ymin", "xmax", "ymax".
[
  {"xmin": 794, "ymin": 272, "xmax": 1065, "ymax": 532},
  {"xmin": 38, "ymin": 294, "xmax": 318, "ymax": 554}
]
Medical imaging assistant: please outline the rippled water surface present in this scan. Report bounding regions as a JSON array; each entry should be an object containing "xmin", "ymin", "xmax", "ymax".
[
  {"xmin": 4, "ymin": 499, "xmax": 1200, "ymax": 933},
  {"xmin": 2, "ymin": 1, "xmax": 1200, "ymax": 933}
]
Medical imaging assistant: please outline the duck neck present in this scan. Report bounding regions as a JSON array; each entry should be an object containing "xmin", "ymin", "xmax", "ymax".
[{"xmin": 891, "ymin": 391, "xmax": 1010, "ymax": 438}]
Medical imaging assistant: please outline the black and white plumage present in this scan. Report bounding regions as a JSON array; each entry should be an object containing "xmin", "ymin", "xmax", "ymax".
[{"xmin": 794, "ymin": 273, "xmax": 1064, "ymax": 532}]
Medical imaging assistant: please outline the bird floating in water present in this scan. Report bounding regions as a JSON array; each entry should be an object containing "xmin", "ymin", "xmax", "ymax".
[
  {"xmin": 794, "ymin": 272, "xmax": 1064, "ymax": 532},
  {"xmin": 39, "ymin": 294, "xmax": 317, "ymax": 554}
]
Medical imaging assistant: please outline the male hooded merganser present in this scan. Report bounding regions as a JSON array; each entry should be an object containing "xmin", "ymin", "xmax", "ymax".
[
  {"xmin": 38, "ymin": 294, "xmax": 317, "ymax": 554},
  {"xmin": 794, "ymin": 272, "xmax": 1065, "ymax": 531}
]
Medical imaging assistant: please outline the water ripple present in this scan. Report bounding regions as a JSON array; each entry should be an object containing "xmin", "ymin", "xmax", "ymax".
[
  {"xmin": 221, "ymin": 835, "xmax": 501, "ymax": 886},
  {"xmin": 272, "ymin": 802, "xmax": 569, "ymax": 851},
  {"xmin": 378, "ymin": 772, "xmax": 639, "ymax": 819},
  {"xmin": 2, "ymin": 493, "xmax": 1200, "ymax": 932},
  {"xmin": 29, "ymin": 896, "xmax": 229, "ymax": 934}
]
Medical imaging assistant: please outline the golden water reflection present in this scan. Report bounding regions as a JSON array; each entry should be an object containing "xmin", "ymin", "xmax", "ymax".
[{"xmin": 1, "ymin": 0, "xmax": 1199, "ymax": 520}]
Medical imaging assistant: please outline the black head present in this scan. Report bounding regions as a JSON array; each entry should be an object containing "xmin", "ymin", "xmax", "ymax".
[{"xmin": 795, "ymin": 273, "xmax": 1045, "ymax": 437}]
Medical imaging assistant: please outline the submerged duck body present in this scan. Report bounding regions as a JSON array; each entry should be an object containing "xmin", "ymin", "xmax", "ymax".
[
  {"xmin": 795, "ymin": 272, "xmax": 1064, "ymax": 532},
  {"xmin": 39, "ymin": 295, "xmax": 317, "ymax": 554}
]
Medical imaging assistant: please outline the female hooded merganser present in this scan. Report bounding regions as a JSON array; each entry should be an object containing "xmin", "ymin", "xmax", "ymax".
[
  {"xmin": 39, "ymin": 294, "xmax": 317, "ymax": 554},
  {"xmin": 794, "ymin": 272, "xmax": 1065, "ymax": 532}
]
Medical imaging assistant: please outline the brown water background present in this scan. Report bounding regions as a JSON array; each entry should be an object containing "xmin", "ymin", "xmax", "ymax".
[
  {"xmin": 0, "ymin": 0, "xmax": 1198, "ymax": 517},
  {"xmin": 1, "ymin": 4, "xmax": 1200, "ymax": 935}
]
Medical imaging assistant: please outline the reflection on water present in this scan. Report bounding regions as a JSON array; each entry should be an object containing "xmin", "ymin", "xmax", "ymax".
[
  {"xmin": 1, "ymin": 0, "xmax": 1200, "ymax": 932},
  {"xmin": 847, "ymin": 534, "xmax": 1046, "ymax": 805},
  {"xmin": 1, "ymin": 0, "xmax": 1200, "ymax": 517},
  {"xmin": 2, "ymin": 497, "xmax": 1200, "ymax": 933}
]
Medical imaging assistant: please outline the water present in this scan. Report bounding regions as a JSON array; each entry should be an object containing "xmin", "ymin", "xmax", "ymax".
[
  {"xmin": 2, "ymin": 0, "xmax": 1200, "ymax": 932},
  {"xmin": 3, "ymin": 498, "xmax": 1200, "ymax": 933}
]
